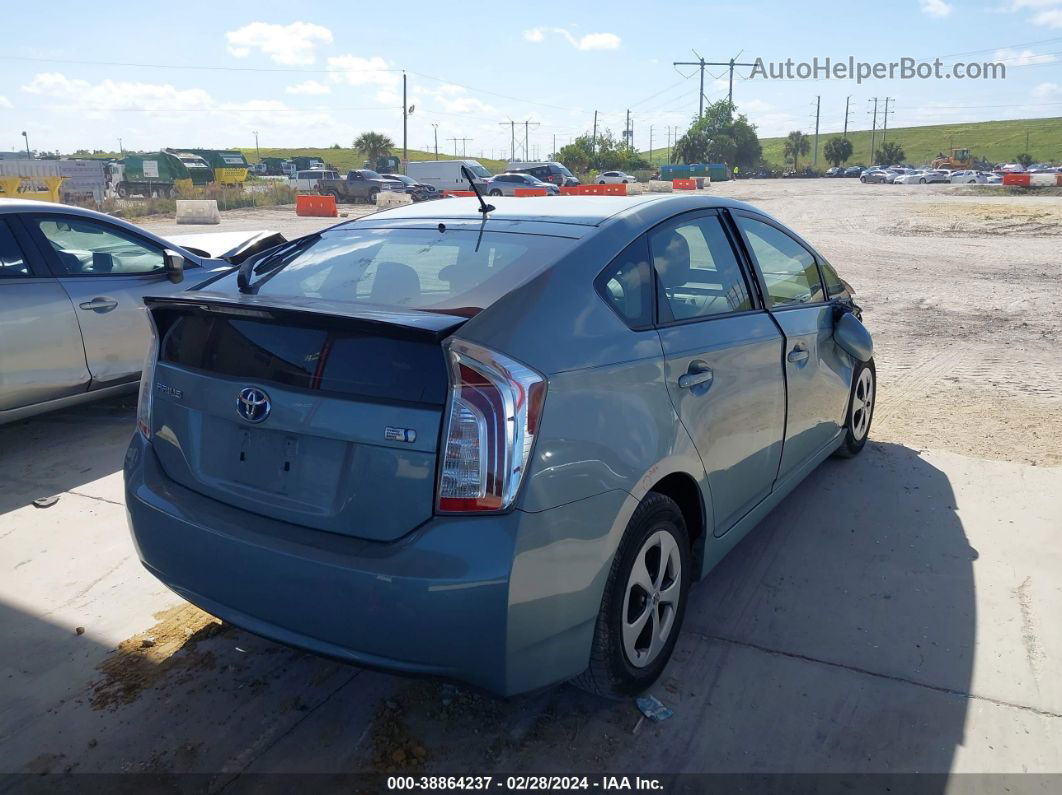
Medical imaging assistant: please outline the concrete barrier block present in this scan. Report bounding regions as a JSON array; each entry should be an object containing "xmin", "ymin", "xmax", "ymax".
[
  {"xmin": 648, "ymin": 180, "xmax": 673, "ymax": 193},
  {"xmin": 175, "ymin": 200, "xmax": 221, "ymax": 225},
  {"xmin": 626, "ymin": 183, "xmax": 647, "ymax": 194}
]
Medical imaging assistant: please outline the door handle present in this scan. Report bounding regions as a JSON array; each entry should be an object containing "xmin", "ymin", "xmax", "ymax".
[
  {"xmin": 79, "ymin": 297, "xmax": 118, "ymax": 312},
  {"xmin": 787, "ymin": 345, "xmax": 810, "ymax": 364},
  {"xmin": 678, "ymin": 363, "xmax": 714, "ymax": 389}
]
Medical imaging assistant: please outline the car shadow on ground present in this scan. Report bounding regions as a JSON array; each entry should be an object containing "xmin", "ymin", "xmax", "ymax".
[
  {"xmin": 0, "ymin": 440, "xmax": 975, "ymax": 786},
  {"xmin": 0, "ymin": 393, "xmax": 137, "ymax": 516}
]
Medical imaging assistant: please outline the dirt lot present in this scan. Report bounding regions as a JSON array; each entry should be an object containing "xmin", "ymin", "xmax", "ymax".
[{"xmin": 2, "ymin": 181, "xmax": 1060, "ymax": 785}]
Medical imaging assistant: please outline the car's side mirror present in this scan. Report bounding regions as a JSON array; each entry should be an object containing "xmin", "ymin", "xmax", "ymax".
[
  {"xmin": 164, "ymin": 251, "xmax": 185, "ymax": 284},
  {"xmin": 833, "ymin": 306, "xmax": 873, "ymax": 362}
]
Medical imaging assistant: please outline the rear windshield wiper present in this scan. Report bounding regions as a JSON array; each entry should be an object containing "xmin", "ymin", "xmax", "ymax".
[{"xmin": 237, "ymin": 233, "xmax": 320, "ymax": 294}]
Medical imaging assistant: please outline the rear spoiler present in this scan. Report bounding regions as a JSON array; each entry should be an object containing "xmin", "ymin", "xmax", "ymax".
[{"xmin": 142, "ymin": 292, "xmax": 467, "ymax": 342}]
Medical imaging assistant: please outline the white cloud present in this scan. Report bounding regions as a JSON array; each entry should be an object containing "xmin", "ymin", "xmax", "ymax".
[
  {"xmin": 0, "ymin": 95, "xmax": 12, "ymax": 109},
  {"xmin": 327, "ymin": 54, "xmax": 400, "ymax": 89},
  {"xmin": 285, "ymin": 79, "xmax": 331, "ymax": 95},
  {"xmin": 994, "ymin": 47, "xmax": 1056, "ymax": 65},
  {"xmin": 226, "ymin": 21, "xmax": 333, "ymax": 65},
  {"xmin": 523, "ymin": 27, "xmax": 621, "ymax": 51},
  {"xmin": 1033, "ymin": 7, "xmax": 1062, "ymax": 25},
  {"xmin": 21, "ymin": 72, "xmax": 213, "ymax": 116},
  {"xmin": 436, "ymin": 83, "xmax": 466, "ymax": 96},
  {"xmin": 1032, "ymin": 81, "xmax": 1062, "ymax": 98},
  {"xmin": 919, "ymin": 0, "xmax": 953, "ymax": 16},
  {"xmin": 442, "ymin": 96, "xmax": 494, "ymax": 114}
]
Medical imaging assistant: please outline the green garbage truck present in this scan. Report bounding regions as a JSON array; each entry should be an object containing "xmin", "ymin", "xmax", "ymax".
[
  {"xmin": 107, "ymin": 152, "xmax": 192, "ymax": 198},
  {"xmin": 186, "ymin": 150, "xmax": 249, "ymax": 184}
]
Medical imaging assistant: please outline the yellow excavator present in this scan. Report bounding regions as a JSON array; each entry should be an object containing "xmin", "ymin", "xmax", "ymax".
[{"xmin": 932, "ymin": 148, "xmax": 973, "ymax": 170}]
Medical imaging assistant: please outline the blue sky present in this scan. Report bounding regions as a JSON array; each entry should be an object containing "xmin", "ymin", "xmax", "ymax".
[{"xmin": 2, "ymin": 0, "xmax": 1061, "ymax": 156}]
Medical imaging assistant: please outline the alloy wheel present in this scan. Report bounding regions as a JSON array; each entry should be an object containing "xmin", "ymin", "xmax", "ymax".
[
  {"xmin": 851, "ymin": 367, "xmax": 875, "ymax": 441},
  {"xmin": 622, "ymin": 529, "xmax": 682, "ymax": 668}
]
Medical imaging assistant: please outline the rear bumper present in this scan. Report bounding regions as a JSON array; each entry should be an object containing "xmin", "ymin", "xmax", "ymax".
[{"xmin": 124, "ymin": 433, "xmax": 632, "ymax": 695}]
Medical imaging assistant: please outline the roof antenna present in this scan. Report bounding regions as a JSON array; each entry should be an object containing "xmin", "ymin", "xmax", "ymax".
[{"xmin": 461, "ymin": 165, "xmax": 494, "ymax": 216}]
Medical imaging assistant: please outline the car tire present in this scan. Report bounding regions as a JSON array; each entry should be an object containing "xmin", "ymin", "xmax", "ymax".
[
  {"xmin": 488, "ymin": 189, "xmax": 502, "ymax": 197},
  {"xmin": 573, "ymin": 492, "xmax": 691, "ymax": 699},
  {"xmin": 919, "ymin": 178, "xmax": 927, "ymax": 184},
  {"xmin": 367, "ymin": 188, "xmax": 379, "ymax": 204},
  {"xmin": 860, "ymin": 176, "xmax": 867, "ymax": 183},
  {"xmin": 834, "ymin": 358, "xmax": 876, "ymax": 458},
  {"xmin": 598, "ymin": 180, "xmax": 606, "ymax": 184}
]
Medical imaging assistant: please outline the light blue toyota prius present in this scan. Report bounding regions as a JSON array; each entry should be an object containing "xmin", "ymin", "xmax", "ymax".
[{"xmin": 125, "ymin": 192, "xmax": 875, "ymax": 698}]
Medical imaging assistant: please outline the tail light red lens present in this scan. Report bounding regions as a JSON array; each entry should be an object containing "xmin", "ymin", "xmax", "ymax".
[
  {"xmin": 136, "ymin": 313, "xmax": 160, "ymax": 439},
  {"xmin": 436, "ymin": 340, "xmax": 546, "ymax": 513}
]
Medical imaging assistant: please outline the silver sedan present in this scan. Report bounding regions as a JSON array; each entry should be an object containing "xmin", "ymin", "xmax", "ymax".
[
  {"xmin": 0, "ymin": 199, "xmax": 283, "ymax": 424},
  {"xmin": 485, "ymin": 173, "xmax": 560, "ymax": 196}
]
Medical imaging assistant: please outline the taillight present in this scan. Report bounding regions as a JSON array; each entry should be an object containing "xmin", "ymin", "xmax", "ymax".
[
  {"xmin": 136, "ymin": 312, "xmax": 159, "ymax": 439},
  {"xmin": 436, "ymin": 340, "xmax": 546, "ymax": 513}
]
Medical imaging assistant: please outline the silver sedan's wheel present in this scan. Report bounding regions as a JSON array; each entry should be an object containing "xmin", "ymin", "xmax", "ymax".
[
  {"xmin": 622, "ymin": 529, "xmax": 682, "ymax": 668},
  {"xmin": 850, "ymin": 366, "xmax": 874, "ymax": 441}
]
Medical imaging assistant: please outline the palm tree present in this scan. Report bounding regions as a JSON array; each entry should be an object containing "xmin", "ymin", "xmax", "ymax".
[
  {"xmin": 784, "ymin": 131, "xmax": 810, "ymax": 170},
  {"xmin": 353, "ymin": 132, "xmax": 395, "ymax": 165}
]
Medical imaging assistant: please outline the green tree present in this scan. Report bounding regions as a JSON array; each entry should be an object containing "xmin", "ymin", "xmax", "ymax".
[
  {"xmin": 353, "ymin": 132, "xmax": 395, "ymax": 164},
  {"xmin": 783, "ymin": 131, "xmax": 810, "ymax": 169},
  {"xmin": 1015, "ymin": 152, "xmax": 1035, "ymax": 168},
  {"xmin": 823, "ymin": 137, "xmax": 853, "ymax": 167},
  {"xmin": 876, "ymin": 141, "xmax": 906, "ymax": 165},
  {"xmin": 556, "ymin": 129, "xmax": 649, "ymax": 174},
  {"xmin": 670, "ymin": 100, "xmax": 761, "ymax": 170}
]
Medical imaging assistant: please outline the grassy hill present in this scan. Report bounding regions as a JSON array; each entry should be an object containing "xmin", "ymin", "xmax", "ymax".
[
  {"xmin": 641, "ymin": 116, "xmax": 1062, "ymax": 168},
  {"xmin": 238, "ymin": 147, "xmax": 508, "ymax": 174}
]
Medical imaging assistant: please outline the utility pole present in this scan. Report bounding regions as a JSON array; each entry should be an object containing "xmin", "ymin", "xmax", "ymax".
[
  {"xmin": 252, "ymin": 130, "xmax": 260, "ymax": 162},
  {"xmin": 448, "ymin": 137, "xmax": 472, "ymax": 157},
  {"xmin": 21, "ymin": 131, "xmax": 30, "ymax": 158},
  {"xmin": 843, "ymin": 96, "xmax": 851, "ymax": 138},
  {"xmin": 881, "ymin": 98, "xmax": 894, "ymax": 144},
  {"xmin": 432, "ymin": 123, "xmax": 439, "ymax": 159},
  {"xmin": 649, "ymin": 125, "xmax": 654, "ymax": 165},
  {"xmin": 118, "ymin": 137, "xmax": 123, "ymax": 154},
  {"xmin": 868, "ymin": 97, "xmax": 879, "ymax": 164},
  {"xmin": 553, "ymin": 133, "xmax": 556, "ymax": 159},
  {"xmin": 592, "ymin": 110, "xmax": 598, "ymax": 154},
  {"xmin": 813, "ymin": 96, "xmax": 820, "ymax": 167},
  {"xmin": 624, "ymin": 109, "xmax": 632, "ymax": 150},
  {"xmin": 401, "ymin": 72, "xmax": 408, "ymax": 172},
  {"xmin": 674, "ymin": 52, "xmax": 757, "ymax": 116}
]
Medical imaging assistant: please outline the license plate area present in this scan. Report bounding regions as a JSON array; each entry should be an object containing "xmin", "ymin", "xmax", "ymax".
[{"xmin": 234, "ymin": 428, "xmax": 298, "ymax": 494}]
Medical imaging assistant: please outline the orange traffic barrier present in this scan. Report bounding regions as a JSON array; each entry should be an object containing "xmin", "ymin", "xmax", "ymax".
[
  {"xmin": 296, "ymin": 194, "xmax": 337, "ymax": 217},
  {"xmin": 514, "ymin": 188, "xmax": 548, "ymax": 197},
  {"xmin": 560, "ymin": 183, "xmax": 628, "ymax": 196},
  {"xmin": 672, "ymin": 178, "xmax": 697, "ymax": 191},
  {"xmin": 443, "ymin": 190, "xmax": 476, "ymax": 197}
]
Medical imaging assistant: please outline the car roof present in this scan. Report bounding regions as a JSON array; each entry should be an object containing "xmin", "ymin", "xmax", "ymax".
[{"xmin": 339, "ymin": 194, "xmax": 771, "ymax": 236}]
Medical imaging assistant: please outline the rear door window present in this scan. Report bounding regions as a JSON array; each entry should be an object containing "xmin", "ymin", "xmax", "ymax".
[{"xmin": 650, "ymin": 214, "xmax": 753, "ymax": 322}]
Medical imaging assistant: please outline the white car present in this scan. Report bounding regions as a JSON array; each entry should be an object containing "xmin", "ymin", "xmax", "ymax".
[
  {"xmin": 950, "ymin": 170, "xmax": 988, "ymax": 184},
  {"xmin": 894, "ymin": 169, "xmax": 949, "ymax": 185},
  {"xmin": 597, "ymin": 170, "xmax": 636, "ymax": 184}
]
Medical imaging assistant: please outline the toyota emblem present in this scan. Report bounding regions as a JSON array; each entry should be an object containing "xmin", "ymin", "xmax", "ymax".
[{"xmin": 236, "ymin": 386, "xmax": 271, "ymax": 423}]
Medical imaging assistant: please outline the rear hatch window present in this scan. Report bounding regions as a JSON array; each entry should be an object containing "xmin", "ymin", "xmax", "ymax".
[{"xmin": 244, "ymin": 226, "xmax": 579, "ymax": 316}]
